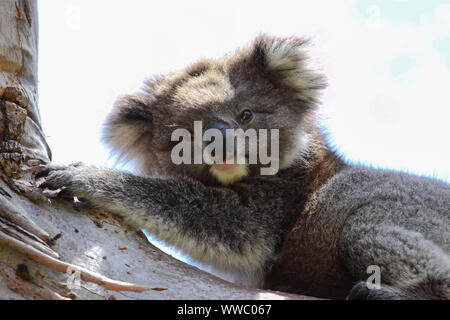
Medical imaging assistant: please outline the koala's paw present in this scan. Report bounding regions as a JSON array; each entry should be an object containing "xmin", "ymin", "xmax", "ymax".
[
  {"xmin": 346, "ymin": 281, "xmax": 372, "ymax": 300},
  {"xmin": 347, "ymin": 281, "xmax": 418, "ymax": 300},
  {"xmin": 37, "ymin": 162, "xmax": 97, "ymax": 203}
]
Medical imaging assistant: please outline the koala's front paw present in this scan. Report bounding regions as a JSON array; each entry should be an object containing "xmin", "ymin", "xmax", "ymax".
[{"xmin": 37, "ymin": 162, "xmax": 96, "ymax": 201}]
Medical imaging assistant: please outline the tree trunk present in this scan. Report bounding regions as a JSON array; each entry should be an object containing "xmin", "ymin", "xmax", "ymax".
[{"xmin": 0, "ymin": 0, "xmax": 315, "ymax": 300}]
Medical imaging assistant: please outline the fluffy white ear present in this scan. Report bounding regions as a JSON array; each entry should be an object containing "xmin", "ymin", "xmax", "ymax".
[
  {"xmin": 264, "ymin": 36, "xmax": 309, "ymax": 71},
  {"xmin": 233, "ymin": 35, "xmax": 326, "ymax": 105},
  {"xmin": 262, "ymin": 35, "xmax": 326, "ymax": 103},
  {"xmin": 102, "ymin": 94, "xmax": 154, "ymax": 163}
]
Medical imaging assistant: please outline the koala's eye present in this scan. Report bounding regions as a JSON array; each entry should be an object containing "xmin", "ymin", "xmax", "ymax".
[{"xmin": 240, "ymin": 109, "xmax": 254, "ymax": 123}]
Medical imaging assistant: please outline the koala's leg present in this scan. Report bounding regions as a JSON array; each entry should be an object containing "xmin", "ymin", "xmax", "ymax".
[
  {"xmin": 38, "ymin": 164, "xmax": 281, "ymax": 278},
  {"xmin": 340, "ymin": 218, "xmax": 450, "ymax": 300}
]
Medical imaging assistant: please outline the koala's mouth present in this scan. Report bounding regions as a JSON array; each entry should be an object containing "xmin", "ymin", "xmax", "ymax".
[
  {"xmin": 209, "ymin": 159, "xmax": 249, "ymax": 185},
  {"xmin": 212, "ymin": 159, "xmax": 241, "ymax": 172}
]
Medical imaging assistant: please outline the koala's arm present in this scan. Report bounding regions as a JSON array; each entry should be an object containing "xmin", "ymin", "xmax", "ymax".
[{"xmin": 39, "ymin": 164, "xmax": 282, "ymax": 275}]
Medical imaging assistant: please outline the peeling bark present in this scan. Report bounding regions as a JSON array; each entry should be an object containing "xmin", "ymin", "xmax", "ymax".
[
  {"xmin": 0, "ymin": 262, "xmax": 69, "ymax": 300},
  {"xmin": 0, "ymin": 0, "xmax": 51, "ymax": 194}
]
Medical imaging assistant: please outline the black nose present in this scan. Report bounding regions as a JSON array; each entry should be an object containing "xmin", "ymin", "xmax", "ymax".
[
  {"xmin": 205, "ymin": 122, "xmax": 231, "ymax": 161},
  {"xmin": 206, "ymin": 121, "xmax": 230, "ymax": 137}
]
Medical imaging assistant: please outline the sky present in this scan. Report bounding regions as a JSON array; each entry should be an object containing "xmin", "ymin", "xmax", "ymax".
[
  {"xmin": 37, "ymin": 0, "xmax": 450, "ymax": 183},
  {"xmin": 36, "ymin": 0, "xmax": 450, "ymax": 279}
]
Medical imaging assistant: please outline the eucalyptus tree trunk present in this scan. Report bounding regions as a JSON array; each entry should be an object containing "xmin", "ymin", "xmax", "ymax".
[{"xmin": 0, "ymin": 0, "xmax": 314, "ymax": 300}]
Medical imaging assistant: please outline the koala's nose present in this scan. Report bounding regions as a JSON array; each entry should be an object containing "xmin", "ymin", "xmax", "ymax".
[
  {"xmin": 206, "ymin": 121, "xmax": 230, "ymax": 137},
  {"xmin": 205, "ymin": 121, "xmax": 231, "ymax": 160}
]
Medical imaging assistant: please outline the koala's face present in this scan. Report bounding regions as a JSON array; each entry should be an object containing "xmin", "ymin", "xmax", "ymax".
[{"xmin": 103, "ymin": 35, "xmax": 325, "ymax": 185}]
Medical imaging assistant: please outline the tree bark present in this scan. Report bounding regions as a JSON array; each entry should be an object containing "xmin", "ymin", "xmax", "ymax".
[{"xmin": 0, "ymin": 0, "xmax": 316, "ymax": 300}]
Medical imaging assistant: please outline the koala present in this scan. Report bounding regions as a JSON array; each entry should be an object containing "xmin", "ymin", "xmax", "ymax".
[{"xmin": 38, "ymin": 35, "xmax": 450, "ymax": 300}]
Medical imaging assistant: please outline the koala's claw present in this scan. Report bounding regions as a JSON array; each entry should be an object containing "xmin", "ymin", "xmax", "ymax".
[
  {"xmin": 37, "ymin": 162, "xmax": 93, "ymax": 197},
  {"xmin": 36, "ymin": 164, "xmax": 66, "ymax": 180},
  {"xmin": 38, "ymin": 168, "xmax": 74, "ymax": 191},
  {"xmin": 347, "ymin": 281, "xmax": 371, "ymax": 300},
  {"xmin": 37, "ymin": 164, "xmax": 106, "ymax": 211},
  {"xmin": 36, "ymin": 162, "xmax": 89, "ymax": 180}
]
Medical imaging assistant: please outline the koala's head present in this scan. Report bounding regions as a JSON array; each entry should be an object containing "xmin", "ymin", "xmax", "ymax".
[{"xmin": 103, "ymin": 35, "xmax": 326, "ymax": 185}]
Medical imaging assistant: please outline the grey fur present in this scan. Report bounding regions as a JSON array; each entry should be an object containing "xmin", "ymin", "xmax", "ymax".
[
  {"xmin": 316, "ymin": 166, "xmax": 449, "ymax": 299},
  {"xmin": 39, "ymin": 35, "xmax": 450, "ymax": 299}
]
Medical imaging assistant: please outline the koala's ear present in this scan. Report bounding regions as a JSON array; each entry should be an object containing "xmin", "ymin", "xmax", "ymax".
[
  {"xmin": 102, "ymin": 93, "xmax": 154, "ymax": 162},
  {"xmin": 231, "ymin": 35, "xmax": 326, "ymax": 104}
]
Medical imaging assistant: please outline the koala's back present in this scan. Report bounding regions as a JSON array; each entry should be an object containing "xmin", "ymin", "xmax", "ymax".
[
  {"xmin": 333, "ymin": 166, "xmax": 450, "ymax": 299},
  {"xmin": 333, "ymin": 166, "xmax": 450, "ymax": 252}
]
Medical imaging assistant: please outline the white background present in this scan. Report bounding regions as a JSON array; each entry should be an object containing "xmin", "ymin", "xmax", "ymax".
[{"xmin": 38, "ymin": 0, "xmax": 450, "ymax": 182}]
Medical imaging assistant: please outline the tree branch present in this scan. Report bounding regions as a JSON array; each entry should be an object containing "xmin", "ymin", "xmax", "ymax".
[
  {"xmin": 0, "ymin": 262, "xmax": 70, "ymax": 300},
  {"xmin": 0, "ymin": 228, "xmax": 149, "ymax": 293}
]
